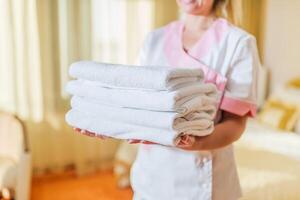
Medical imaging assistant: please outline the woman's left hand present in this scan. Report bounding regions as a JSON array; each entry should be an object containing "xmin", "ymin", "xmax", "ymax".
[
  {"xmin": 176, "ymin": 134, "xmax": 217, "ymax": 151},
  {"xmin": 73, "ymin": 127, "xmax": 109, "ymax": 139},
  {"xmin": 176, "ymin": 112, "xmax": 248, "ymax": 151}
]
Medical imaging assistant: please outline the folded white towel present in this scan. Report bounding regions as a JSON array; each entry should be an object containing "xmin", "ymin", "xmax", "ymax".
[
  {"xmin": 66, "ymin": 80, "xmax": 218, "ymax": 114},
  {"xmin": 69, "ymin": 61, "xmax": 204, "ymax": 90},
  {"xmin": 71, "ymin": 96, "xmax": 216, "ymax": 134},
  {"xmin": 65, "ymin": 109, "xmax": 214, "ymax": 146}
]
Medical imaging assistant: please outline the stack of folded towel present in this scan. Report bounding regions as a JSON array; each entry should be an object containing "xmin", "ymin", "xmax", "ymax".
[{"xmin": 65, "ymin": 61, "xmax": 221, "ymax": 146}]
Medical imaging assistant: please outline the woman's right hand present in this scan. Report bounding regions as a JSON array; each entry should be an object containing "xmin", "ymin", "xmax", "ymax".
[
  {"xmin": 127, "ymin": 139, "xmax": 157, "ymax": 145},
  {"xmin": 73, "ymin": 127, "xmax": 157, "ymax": 144},
  {"xmin": 73, "ymin": 127, "xmax": 108, "ymax": 139}
]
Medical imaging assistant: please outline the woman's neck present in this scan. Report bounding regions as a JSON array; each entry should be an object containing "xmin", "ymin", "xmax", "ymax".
[{"xmin": 183, "ymin": 14, "xmax": 216, "ymax": 32}]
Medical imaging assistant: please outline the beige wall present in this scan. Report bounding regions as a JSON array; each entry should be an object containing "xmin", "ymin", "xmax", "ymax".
[
  {"xmin": 154, "ymin": 0, "xmax": 178, "ymax": 28},
  {"xmin": 263, "ymin": 0, "xmax": 300, "ymax": 91}
]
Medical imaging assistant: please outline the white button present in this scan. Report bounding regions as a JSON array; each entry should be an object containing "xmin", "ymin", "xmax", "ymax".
[
  {"xmin": 195, "ymin": 157, "xmax": 204, "ymax": 168},
  {"xmin": 202, "ymin": 157, "xmax": 208, "ymax": 163}
]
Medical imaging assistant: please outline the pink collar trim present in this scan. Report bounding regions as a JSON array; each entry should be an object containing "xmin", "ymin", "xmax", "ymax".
[{"xmin": 163, "ymin": 18, "xmax": 230, "ymax": 91}]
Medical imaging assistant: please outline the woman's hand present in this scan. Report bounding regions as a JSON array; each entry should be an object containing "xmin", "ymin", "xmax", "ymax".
[
  {"xmin": 73, "ymin": 127, "xmax": 108, "ymax": 139},
  {"xmin": 73, "ymin": 127, "xmax": 157, "ymax": 144},
  {"xmin": 127, "ymin": 139, "xmax": 157, "ymax": 145},
  {"xmin": 176, "ymin": 112, "xmax": 248, "ymax": 151}
]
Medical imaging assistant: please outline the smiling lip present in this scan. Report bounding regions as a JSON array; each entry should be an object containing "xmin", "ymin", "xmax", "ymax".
[{"xmin": 182, "ymin": 0, "xmax": 196, "ymax": 4}]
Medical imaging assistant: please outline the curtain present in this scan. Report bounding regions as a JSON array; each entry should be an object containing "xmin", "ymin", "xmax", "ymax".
[
  {"xmin": 229, "ymin": 0, "xmax": 266, "ymax": 59},
  {"xmin": 0, "ymin": 0, "xmax": 178, "ymax": 175}
]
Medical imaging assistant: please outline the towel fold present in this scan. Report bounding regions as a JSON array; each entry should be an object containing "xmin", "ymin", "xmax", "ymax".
[
  {"xmin": 66, "ymin": 109, "xmax": 214, "ymax": 146},
  {"xmin": 69, "ymin": 61, "xmax": 204, "ymax": 90},
  {"xmin": 70, "ymin": 96, "xmax": 216, "ymax": 134},
  {"xmin": 66, "ymin": 80, "xmax": 218, "ymax": 114}
]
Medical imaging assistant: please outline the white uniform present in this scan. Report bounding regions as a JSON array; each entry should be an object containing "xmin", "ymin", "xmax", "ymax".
[{"xmin": 130, "ymin": 18, "xmax": 260, "ymax": 200}]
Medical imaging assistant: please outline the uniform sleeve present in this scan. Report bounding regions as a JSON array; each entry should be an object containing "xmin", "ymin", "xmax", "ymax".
[
  {"xmin": 135, "ymin": 32, "xmax": 153, "ymax": 66},
  {"xmin": 220, "ymin": 36, "xmax": 260, "ymax": 117}
]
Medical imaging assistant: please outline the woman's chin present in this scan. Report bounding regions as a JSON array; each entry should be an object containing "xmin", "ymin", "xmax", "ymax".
[
  {"xmin": 181, "ymin": 5, "xmax": 197, "ymax": 12},
  {"xmin": 182, "ymin": 8, "xmax": 204, "ymax": 15}
]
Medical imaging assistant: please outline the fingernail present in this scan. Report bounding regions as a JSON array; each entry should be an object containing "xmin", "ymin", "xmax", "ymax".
[
  {"xmin": 187, "ymin": 136, "xmax": 195, "ymax": 145},
  {"xmin": 177, "ymin": 141, "xmax": 189, "ymax": 147},
  {"xmin": 128, "ymin": 139, "xmax": 140, "ymax": 144},
  {"xmin": 127, "ymin": 139, "xmax": 134, "ymax": 144},
  {"xmin": 176, "ymin": 136, "xmax": 194, "ymax": 147},
  {"xmin": 144, "ymin": 141, "xmax": 156, "ymax": 145},
  {"xmin": 80, "ymin": 130, "xmax": 86, "ymax": 134}
]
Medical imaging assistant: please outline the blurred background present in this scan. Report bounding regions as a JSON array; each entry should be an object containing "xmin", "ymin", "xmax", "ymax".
[{"xmin": 0, "ymin": 0, "xmax": 300, "ymax": 199}]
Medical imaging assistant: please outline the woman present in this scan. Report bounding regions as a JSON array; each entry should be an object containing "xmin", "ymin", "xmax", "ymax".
[{"xmin": 130, "ymin": 0, "xmax": 259, "ymax": 199}]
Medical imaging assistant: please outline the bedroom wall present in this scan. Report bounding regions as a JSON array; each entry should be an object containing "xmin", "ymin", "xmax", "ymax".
[{"xmin": 262, "ymin": 0, "xmax": 300, "ymax": 91}]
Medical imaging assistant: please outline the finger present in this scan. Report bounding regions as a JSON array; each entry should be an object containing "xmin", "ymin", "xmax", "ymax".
[
  {"xmin": 176, "ymin": 135, "xmax": 196, "ymax": 148},
  {"xmin": 96, "ymin": 134, "xmax": 108, "ymax": 139},
  {"xmin": 180, "ymin": 135, "xmax": 190, "ymax": 145},
  {"xmin": 178, "ymin": 135, "xmax": 195, "ymax": 145},
  {"xmin": 79, "ymin": 129, "xmax": 96, "ymax": 137},
  {"xmin": 179, "ymin": 136, "xmax": 207, "ymax": 151},
  {"xmin": 85, "ymin": 130, "xmax": 98, "ymax": 137},
  {"xmin": 141, "ymin": 140, "xmax": 156, "ymax": 145},
  {"xmin": 127, "ymin": 139, "xmax": 142, "ymax": 144},
  {"xmin": 84, "ymin": 132, "xmax": 96, "ymax": 137},
  {"xmin": 73, "ymin": 127, "xmax": 81, "ymax": 132}
]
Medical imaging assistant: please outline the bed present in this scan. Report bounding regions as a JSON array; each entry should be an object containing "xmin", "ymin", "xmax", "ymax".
[{"xmin": 235, "ymin": 119, "xmax": 300, "ymax": 200}]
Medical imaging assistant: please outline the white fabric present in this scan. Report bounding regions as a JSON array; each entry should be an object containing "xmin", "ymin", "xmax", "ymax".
[
  {"xmin": 0, "ymin": 113, "xmax": 31, "ymax": 200},
  {"xmin": 66, "ymin": 109, "xmax": 175, "ymax": 145},
  {"xmin": 131, "ymin": 19, "xmax": 259, "ymax": 200},
  {"xmin": 0, "ymin": 157, "xmax": 17, "ymax": 188},
  {"xmin": 0, "ymin": 113, "xmax": 24, "ymax": 163},
  {"xmin": 66, "ymin": 79, "xmax": 218, "ymax": 114},
  {"xmin": 69, "ymin": 61, "xmax": 204, "ymax": 90},
  {"xmin": 66, "ymin": 106, "xmax": 214, "ymax": 146},
  {"xmin": 222, "ymin": 35, "xmax": 259, "ymax": 103},
  {"xmin": 15, "ymin": 153, "xmax": 32, "ymax": 200},
  {"xmin": 70, "ymin": 95, "xmax": 216, "ymax": 133}
]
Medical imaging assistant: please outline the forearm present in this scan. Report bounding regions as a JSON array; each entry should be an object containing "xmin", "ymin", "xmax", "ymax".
[
  {"xmin": 178, "ymin": 113, "xmax": 248, "ymax": 151},
  {"xmin": 199, "ymin": 116, "xmax": 247, "ymax": 149}
]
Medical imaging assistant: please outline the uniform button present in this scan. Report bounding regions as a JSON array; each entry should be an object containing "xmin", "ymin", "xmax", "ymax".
[
  {"xmin": 202, "ymin": 157, "xmax": 208, "ymax": 163},
  {"xmin": 195, "ymin": 157, "xmax": 204, "ymax": 168}
]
